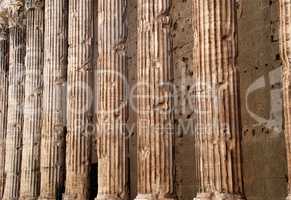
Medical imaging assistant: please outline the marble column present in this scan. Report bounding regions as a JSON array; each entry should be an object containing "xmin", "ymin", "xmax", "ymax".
[
  {"xmin": 63, "ymin": 0, "xmax": 93, "ymax": 199},
  {"xmin": 192, "ymin": 0, "xmax": 244, "ymax": 199},
  {"xmin": 39, "ymin": 0, "xmax": 67, "ymax": 199},
  {"xmin": 279, "ymin": 1, "xmax": 291, "ymax": 199},
  {"xmin": 135, "ymin": 0, "xmax": 176, "ymax": 199},
  {"xmin": 0, "ymin": 10, "xmax": 9, "ymax": 199},
  {"xmin": 95, "ymin": 0, "xmax": 128, "ymax": 199},
  {"xmin": 2, "ymin": 0, "xmax": 26, "ymax": 199},
  {"xmin": 19, "ymin": 1, "xmax": 44, "ymax": 199}
]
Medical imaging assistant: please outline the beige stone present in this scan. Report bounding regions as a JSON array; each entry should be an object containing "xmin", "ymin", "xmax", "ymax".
[
  {"xmin": 38, "ymin": 0, "xmax": 67, "ymax": 199},
  {"xmin": 0, "ymin": 10, "xmax": 8, "ymax": 199},
  {"xmin": 2, "ymin": 0, "xmax": 26, "ymax": 199},
  {"xmin": 192, "ymin": 0, "xmax": 244, "ymax": 199},
  {"xmin": 19, "ymin": 1, "xmax": 44, "ymax": 199},
  {"xmin": 63, "ymin": 0, "xmax": 93, "ymax": 199},
  {"xmin": 95, "ymin": 0, "xmax": 128, "ymax": 199},
  {"xmin": 135, "ymin": 0, "xmax": 176, "ymax": 199}
]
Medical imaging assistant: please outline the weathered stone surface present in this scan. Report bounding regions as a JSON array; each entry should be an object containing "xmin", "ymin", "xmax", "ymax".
[
  {"xmin": 38, "ymin": 0, "xmax": 67, "ymax": 199},
  {"xmin": 135, "ymin": 0, "xmax": 176, "ymax": 199},
  {"xmin": 19, "ymin": 1, "xmax": 44, "ymax": 199},
  {"xmin": 95, "ymin": 0, "xmax": 128, "ymax": 199},
  {"xmin": 2, "ymin": 1, "xmax": 26, "ymax": 199},
  {"xmin": 279, "ymin": 0, "xmax": 291, "ymax": 199},
  {"xmin": 0, "ymin": 11, "xmax": 9, "ymax": 199},
  {"xmin": 63, "ymin": 0, "xmax": 93, "ymax": 199},
  {"xmin": 192, "ymin": 0, "xmax": 244, "ymax": 199}
]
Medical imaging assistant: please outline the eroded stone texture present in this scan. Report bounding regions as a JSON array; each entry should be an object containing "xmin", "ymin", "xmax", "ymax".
[
  {"xmin": 192, "ymin": 0, "xmax": 244, "ymax": 199},
  {"xmin": 2, "ymin": 1, "xmax": 26, "ymax": 199},
  {"xmin": 0, "ymin": 11, "xmax": 9, "ymax": 199},
  {"xmin": 19, "ymin": 1, "xmax": 44, "ymax": 199},
  {"xmin": 279, "ymin": 0, "xmax": 291, "ymax": 199},
  {"xmin": 95, "ymin": 0, "xmax": 128, "ymax": 199},
  {"xmin": 39, "ymin": 0, "xmax": 67, "ymax": 199},
  {"xmin": 135, "ymin": 0, "xmax": 176, "ymax": 199},
  {"xmin": 63, "ymin": 0, "xmax": 93, "ymax": 199}
]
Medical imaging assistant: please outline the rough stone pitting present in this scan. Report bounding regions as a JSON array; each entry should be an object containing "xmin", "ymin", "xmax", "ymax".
[
  {"xmin": 0, "ymin": 16, "xmax": 8, "ymax": 199},
  {"xmin": 192, "ymin": 0, "xmax": 244, "ymax": 199},
  {"xmin": 95, "ymin": 0, "xmax": 128, "ymax": 199},
  {"xmin": 63, "ymin": 0, "xmax": 93, "ymax": 199},
  {"xmin": 38, "ymin": 0, "xmax": 67, "ymax": 199},
  {"xmin": 2, "ymin": 2, "xmax": 25, "ymax": 199},
  {"xmin": 19, "ymin": 0, "xmax": 44, "ymax": 199},
  {"xmin": 135, "ymin": 0, "xmax": 176, "ymax": 199}
]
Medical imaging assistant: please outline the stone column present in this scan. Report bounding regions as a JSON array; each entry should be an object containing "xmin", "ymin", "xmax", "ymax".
[
  {"xmin": 19, "ymin": 0, "xmax": 44, "ymax": 199},
  {"xmin": 2, "ymin": 1, "xmax": 26, "ymax": 199},
  {"xmin": 39, "ymin": 0, "xmax": 67, "ymax": 199},
  {"xmin": 95, "ymin": 0, "xmax": 128, "ymax": 199},
  {"xmin": 135, "ymin": 1, "xmax": 176, "ymax": 199},
  {"xmin": 63, "ymin": 0, "xmax": 93, "ymax": 199},
  {"xmin": 192, "ymin": 0, "xmax": 244, "ymax": 199},
  {"xmin": 0, "ymin": 11, "xmax": 9, "ymax": 199},
  {"xmin": 279, "ymin": 1, "xmax": 291, "ymax": 200}
]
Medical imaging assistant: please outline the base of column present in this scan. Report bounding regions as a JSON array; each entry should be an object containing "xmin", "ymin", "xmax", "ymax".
[
  {"xmin": 135, "ymin": 193, "xmax": 176, "ymax": 200},
  {"xmin": 95, "ymin": 194, "xmax": 123, "ymax": 200},
  {"xmin": 63, "ymin": 193, "xmax": 87, "ymax": 200},
  {"xmin": 19, "ymin": 197, "xmax": 38, "ymax": 200},
  {"xmin": 38, "ymin": 196, "xmax": 56, "ymax": 200},
  {"xmin": 194, "ymin": 193, "xmax": 245, "ymax": 200},
  {"xmin": 286, "ymin": 194, "xmax": 291, "ymax": 200}
]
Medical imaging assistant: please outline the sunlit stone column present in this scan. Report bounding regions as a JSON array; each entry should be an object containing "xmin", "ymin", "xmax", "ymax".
[
  {"xmin": 19, "ymin": 1, "xmax": 44, "ymax": 199},
  {"xmin": 63, "ymin": 0, "xmax": 93, "ymax": 199},
  {"xmin": 38, "ymin": 0, "xmax": 67, "ymax": 199},
  {"xmin": 0, "ymin": 10, "xmax": 9, "ymax": 199},
  {"xmin": 2, "ymin": 1, "xmax": 26, "ymax": 199},
  {"xmin": 95, "ymin": 0, "xmax": 128, "ymax": 199},
  {"xmin": 279, "ymin": 1, "xmax": 291, "ymax": 200},
  {"xmin": 192, "ymin": 0, "xmax": 244, "ymax": 199},
  {"xmin": 135, "ymin": 1, "xmax": 176, "ymax": 199}
]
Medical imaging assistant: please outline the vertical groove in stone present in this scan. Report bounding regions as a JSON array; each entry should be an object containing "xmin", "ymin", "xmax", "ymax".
[
  {"xmin": 192, "ymin": 0, "xmax": 244, "ymax": 199},
  {"xmin": 39, "ymin": 0, "xmax": 67, "ymax": 199},
  {"xmin": 279, "ymin": 0, "xmax": 291, "ymax": 199},
  {"xmin": 19, "ymin": 1, "xmax": 44, "ymax": 199},
  {"xmin": 63, "ymin": 0, "xmax": 93, "ymax": 199},
  {"xmin": 2, "ymin": 1, "xmax": 26, "ymax": 199},
  {"xmin": 96, "ymin": 0, "xmax": 128, "ymax": 199},
  {"xmin": 0, "ymin": 13, "xmax": 9, "ymax": 199},
  {"xmin": 136, "ymin": 0, "xmax": 175, "ymax": 199}
]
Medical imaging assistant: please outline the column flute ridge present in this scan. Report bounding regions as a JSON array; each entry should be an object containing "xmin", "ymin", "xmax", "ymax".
[
  {"xmin": 39, "ymin": 0, "xmax": 67, "ymax": 199},
  {"xmin": 96, "ymin": 0, "xmax": 128, "ymax": 199},
  {"xmin": 63, "ymin": 0, "xmax": 93, "ymax": 199},
  {"xmin": 19, "ymin": 0, "xmax": 44, "ymax": 199},
  {"xmin": 2, "ymin": 0, "xmax": 26, "ymax": 199},
  {"xmin": 279, "ymin": 1, "xmax": 291, "ymax": 200},
  {"xmin": 0, "ymin": 10, "xmax": 9, "ymax": 199},
  {"xmin": 192, "ymin": 0, "xmax": 245, "ymax": 199},
  {"xmin": 135, "ymin": 0, "xmax": 176, "ymax": 199}
]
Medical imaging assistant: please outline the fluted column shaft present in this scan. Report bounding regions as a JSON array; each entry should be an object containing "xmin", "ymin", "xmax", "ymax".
[
  {"xmin": 0, "ymin": 15, "xmax": 9, "ymax": 199},
  {"xmin": 96, "ymin": 0, "xmax": 128, "ymax": 199},
  {"xmin": 2, "ymin": 2, "xmax": 26, "ymax": 199},
  {"xmin": 19, "ymin": 1, "xmax": 44, "ymax": 199},
  {"xmin": 39, "ymin": 0, "xmax": 68, "ymax": 199},
  {"xmin": 136, "ymin": 1, "xmax": 175, "ymax": 199},
  {"xmin": 279, "ymin": 1, "xmax": 291, "ymax": 199},
  {"xmin": 63, "ymin": 0, "xmax": 93, "ymax": 199},
  {"xmin": 192, "ymin": 0, "xmax": 244, "ymax": 199}
]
